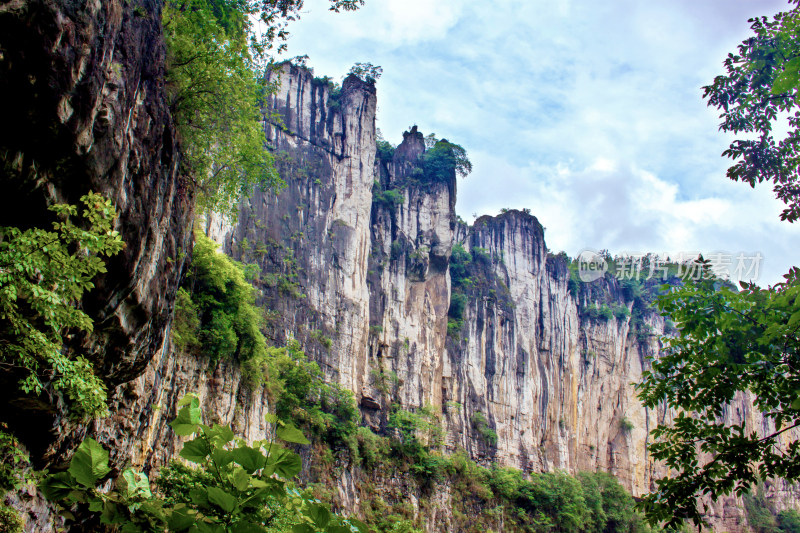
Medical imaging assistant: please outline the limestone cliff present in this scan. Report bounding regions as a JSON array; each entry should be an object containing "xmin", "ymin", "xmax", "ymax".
[
  {"xmin": 217, "ymin": 64, "xmax": 666, "ymax": 490},
  {"xmin": 1, "ymin": 8, "xmax": 791, "ymax": 527},
  {"xmin": 0, "ymin": 0, "xmax": 193, "ymax": 456}
]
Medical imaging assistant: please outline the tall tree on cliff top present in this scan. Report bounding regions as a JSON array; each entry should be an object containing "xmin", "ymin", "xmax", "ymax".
[
  {"xmin": 638, "ymin": 1, "xmax": 800, "ymax": 528},
  {"xmin": 163, "ymin": 0, "xmax": 364, "ymax": 217}
]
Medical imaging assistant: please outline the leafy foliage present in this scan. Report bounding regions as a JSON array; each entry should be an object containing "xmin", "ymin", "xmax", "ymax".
[
  {"xmin": 40, "ymin": 395, "xmax": 368, "ymax": 532},
  {"xmin": 348, "ymin": 62, "xmax": 383, "ymax": 83},
  {"xmin": 0, "ymin": 428, "xmax": 28, "ymax": 533},
  {"xmin": 418, "ymin": 138, "xmax": 472, "ymax": 183},
  {"xmin": 471, "ymin": 412, "xmax": 498, "ymax": 447},
  {"xmin": 372, "ymin": 181, "xmax": 405, "ymax": 209},
  {"xmin": 163, "ymin": 0, "xmax": 364, "ymax": 216},
  {"xmin": 376, "ymin": 130, "xmax": 396, "ymax": 164},
  {"xmin": 0, "ymin": 192, "xmax": 123, "ymax": 419},
  {"xmin": 264, "ymin": 339, "xmax": 360, "ymax": 454},
  {"xmin": 702, "ymin": 3, "xmax": 800, "ymax": 222},
  {"xmin": 175, "ymin": 232, "xmax": 269, "ymax": 386},
  {"xmin": 637, "ymin": 263, "xmax": 800, "ymax": 528},
  {"xmin": 163, "ymin": 0, "xmax": 283, "ymax": 217},
  {"xmin": 742, "ymin": 484, "xmax": 800, "ymax": 533}
]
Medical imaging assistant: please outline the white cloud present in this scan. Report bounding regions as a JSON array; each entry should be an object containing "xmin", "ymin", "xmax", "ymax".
[
  {"xmin": 292, "ymin": 0, "xmax": 466, "ymax": 48},
  {"xmin": 458, "ymin": 151, "xmax": 799, "ymax": 285}
]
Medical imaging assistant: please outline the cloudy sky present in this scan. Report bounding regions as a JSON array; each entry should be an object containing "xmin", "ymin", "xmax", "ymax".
[{"xmin": 278, "ymin": 0, "xmax": 799, "ymax": 285}]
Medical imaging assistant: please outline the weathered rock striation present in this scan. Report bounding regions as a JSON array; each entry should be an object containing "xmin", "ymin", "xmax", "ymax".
[
  {"xmin": 0, "ymin": 0, "xmax": 192, "ymax": 456},
  {"xmin": 2, "ymin": 8, "xmax": 792, "ymax": 525},
  {"xmin": 215, "ymin": 63, "xmax": 667, "ymax": 490}
]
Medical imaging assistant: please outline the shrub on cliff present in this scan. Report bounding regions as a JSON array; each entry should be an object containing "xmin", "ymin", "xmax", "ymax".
[
  {"xmin": 40, "ymin": 395, "xmax": 368, "ymax": 532},
  {"xmin": 174, "ymin": 232, "xmax": 268, "ymax": 385},
  {"xmin": 0, "ymin": 192, "xmax": 123, "ymax": 420},
  {"xmin": 418, "ymin": 138, "xmax": 472, "ymax": 184}
]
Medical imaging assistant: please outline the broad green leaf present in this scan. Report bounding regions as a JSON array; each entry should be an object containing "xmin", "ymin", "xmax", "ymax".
[
  {"xmin": 68, "ymin": 438, "xmax": 111, "ymax": 488},
  {"xmin": 232, "ymin": 467, "xmax": 251, "ymax": 492},
  {"xmin": 264, "ymin": 413, "xmax": 279, "ymax": 424},
  {"xmin": 791, "ymin": 397, "xmax": 800, "ymax": 410},
  {"xmin": 87, "ymin": 497, "xmax": 104, "ymax": 512},
  {"xmin": 231, "ymin": 522, "xmax": 267, "ymax": 533},
  {"xmin": 347, "ymin": 518, "xmax": 369, "ymax": 533},
  {"xmin": 166, "ymin": 505, "xmax": 196, "ymax": 531},
  {"xmin": 39, "ymin": 472, "xmax": 78, "ymax": 501},
  {"xmin": 276, "ymin": 423, "xmax": 311, "ymax": 445},
  {"xmin": 207, "ymin": 486, "xmax": 237, "ymax": 512},
  {"xmin": 100, "ymin": 499, "xmax": 126, "ymax": 525},
  {"xmin": 273, "ymin": 449, "xmax": 303, "ymax": 479},
  {"xmin": 196, "ymin": 521, "xmax": 226, "ymax": 533},
  {"xmin": 211, "ymin": 448, "xmax": 234, "ymax": 469},
  {"xmin": 292, "ymin": 525, "xmax": 316, "ymax": 533},
  {"xmin": 189, "ymin": 487, "xmax": 209, "ymax": 507},
  {"xmin": 171, "ymin": 400, "xmax": 202, "ymax": 436},
  {"xmin": 307, "ymin": 502, "xmax": 331, "ymax": 527},
  {"xmin": 231, "ymin": 446, "xmax": 266, "ymax": 473},
  {"xmin": 205, "ymin": 423, "xmax": 235, "ymax": 444},
  {"xmin": 326, "ymin": 526, "xmax": 353, "ymax": 533},
  {"xmin": 118, "ymin": 468, "xmax": 152, "ymax": 499},
  {"xmin": 180, "ymin": 437, "xmax": 211, "ymax": 463},
  {"xmin": 177, "ymin": 394, "xmax": 200, "ymax": 408}
]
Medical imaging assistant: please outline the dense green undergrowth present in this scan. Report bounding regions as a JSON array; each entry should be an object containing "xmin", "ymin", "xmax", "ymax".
[{"xmin": 744, "ymin": 485, "xmax": 800, "ymax": 533}]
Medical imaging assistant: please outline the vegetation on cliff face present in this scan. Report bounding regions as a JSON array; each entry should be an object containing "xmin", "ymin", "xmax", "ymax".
[
  {"xmin": 41, "ymin": 395, "xmax": 368, "ymax": 533},
  {"xmin": 0, "ymin": 428, "xmax": 28, "ymax": 533},
  {"xmin": 163, "ymin": 0, "xmax": 282, "ymax": 217},
  {"xmin": 0, "ymin": 193, "xmax": 123, "ymax": 420},
  {"xmin": 173, "ymin": 232, "xmax": 268, "ymax": 380},
  {"xmin": 162, "ymin": 0, "xmax": 366, "ymax": 216},
  {"xmin": 167, "ymin": 231, "xmax": 657, "ymax": 531}
]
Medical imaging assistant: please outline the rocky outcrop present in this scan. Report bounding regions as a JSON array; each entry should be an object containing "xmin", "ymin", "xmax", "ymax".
[
  {"xmin": 0, "ymin": 0, "xmax": 192, "ymax": 454},
  {"xmin": 214, "ymin": 64, "xmax": 666, "ymax": 494},
  {"xmin": 2, "ymin": 7, "xmax": 791, "ymax": 525}
]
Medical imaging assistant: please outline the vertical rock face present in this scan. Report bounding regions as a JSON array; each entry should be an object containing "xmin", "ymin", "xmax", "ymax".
[
  {"xmin": 222, "ymin": 63, "xmax": 379, "ymax": 399},
  {"xmin": 213, "ymin": 64, "xmax": 668, "ymax": 495},
  {"xmin": 0, "ymin": 0, "xmax": 192, "ymax": 451},
  {"xmin": 203, "ymin": 65, "xmax": 793, "ymax": 531},
  {"xmin": 440, "ymin": 213, "xmax": 664, "ymax": 494}
]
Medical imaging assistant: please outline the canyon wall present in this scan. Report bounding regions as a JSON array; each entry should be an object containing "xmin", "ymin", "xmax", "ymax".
[
  {"xmin": 217, "ymin": 63, "xmax": 666, "ymax": 489},
  {"xmin": 0, "ymin": 0, "xmax": 193, "ymax": 455},
  {"xmin": 1, "ymin": 6, "xmax": 790, "ymax": 523}
]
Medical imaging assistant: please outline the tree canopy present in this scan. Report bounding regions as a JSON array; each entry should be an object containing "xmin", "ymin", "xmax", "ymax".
[
  {"xmin": 703, "ymin": 1, "xmax": 800, "ymax": 222},
  {"xmin": 0, "ymin": 193, "xmax": 123, "ymax": 420},
  {"xmin": 163, "ymin": 0, "xmax": 365, "ymax": 217},
  {"xmin": 638, "ymin": 264, "xmax": 800, "ymax": 528},
  {"xmin": 639, "ymin": 2, "xmax": 800, "ymax": 527}
]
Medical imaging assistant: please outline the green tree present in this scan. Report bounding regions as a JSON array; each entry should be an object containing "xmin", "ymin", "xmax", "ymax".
[
  {"xmin": 174, "ymin": 231, "xmax": 269, "ymax": 387},
  {"xmin": 419, "ymin": 138, "xmax": 472, "ymax": 182},
  {"xmin": 637, "ymin": 264, "xmax": 800, "ymax": 528},
  {"xmin": 0, "ymin": 192, "xmax": 124, "ymax": 420},
  {"xmin": 163, "ymin": 0, "xmax": 282, "ymax": 217},
  {"xmin": 347, "ymin": 62, "xmax": 382, "ymax": 83},
  {"xmin": 702, "ymin": 2, "xmax": 800, "ymax": 222},
  {"xmin": 637, "ymin": 2, "xmax": 800, "ymax": 528}
]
